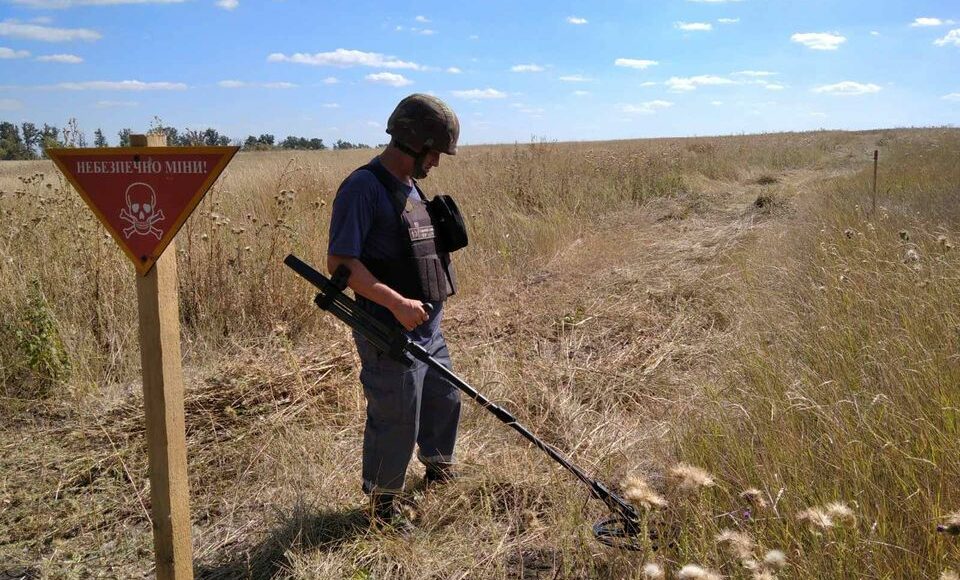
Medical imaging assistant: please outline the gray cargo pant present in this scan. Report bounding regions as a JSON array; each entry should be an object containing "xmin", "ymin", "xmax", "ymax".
[{"xmin": 353, "ymin": 330, "xmax": 461, "ymax": 495}]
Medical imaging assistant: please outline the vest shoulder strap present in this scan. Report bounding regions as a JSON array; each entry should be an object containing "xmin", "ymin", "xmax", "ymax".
[{"xmin": 358, "ymin": 162, "xmax": 428, "ymax": 215}]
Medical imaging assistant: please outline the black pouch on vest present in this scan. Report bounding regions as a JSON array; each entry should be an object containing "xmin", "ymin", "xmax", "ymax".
[{"xmin": 427, "ymin": 194, "xmax": 468, "ymax": 252}]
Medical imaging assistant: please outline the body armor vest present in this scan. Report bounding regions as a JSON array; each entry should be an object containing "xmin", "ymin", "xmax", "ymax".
[{"xmin": 352, "ymin": 162, "xmax": 457, "ymax": 302}]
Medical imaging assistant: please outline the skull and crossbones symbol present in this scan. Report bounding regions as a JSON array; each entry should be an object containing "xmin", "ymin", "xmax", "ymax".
[{"xmin": 119, "ymin": 182, "xmax": 165, "ymax": 240}]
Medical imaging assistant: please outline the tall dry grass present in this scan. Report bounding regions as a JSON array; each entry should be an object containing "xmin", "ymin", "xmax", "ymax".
[
  {"xmin": 670, "ymin": 129, "xmax": 960, "ymax": 577},
  {"xmin": 0, "ymin": 131, "xmax": 852, "ymax": 397},
  {"xmin": 1, "ymin": 128, "xmax": 957, "ymax": 578}
]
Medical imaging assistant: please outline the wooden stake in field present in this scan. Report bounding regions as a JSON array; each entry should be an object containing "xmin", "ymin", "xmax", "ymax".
[
  {"xmin": 48, "ymin": 135, "xmax": 238, "ymax": 579},
  {"xmin": 872, "ymin": 149, "xmax": 879, "ymax": 214}
]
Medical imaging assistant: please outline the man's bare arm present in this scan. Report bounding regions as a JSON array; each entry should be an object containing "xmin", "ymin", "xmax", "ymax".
[{"xmin": 327, "ymin": 254, "xmax": 428, "ymax": 331}]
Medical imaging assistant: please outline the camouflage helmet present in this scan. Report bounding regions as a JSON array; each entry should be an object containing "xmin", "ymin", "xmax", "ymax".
[{"xmin": 386, "ymin": 93, "xmax": 460, "ymax": 155}]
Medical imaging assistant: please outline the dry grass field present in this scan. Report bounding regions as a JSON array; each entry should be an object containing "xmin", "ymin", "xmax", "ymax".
[{"xmin": 1, "ymin": 128, "xmax": 958, "ymax": 579}]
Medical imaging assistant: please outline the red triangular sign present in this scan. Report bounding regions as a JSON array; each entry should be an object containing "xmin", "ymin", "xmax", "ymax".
[{"xmin": 48, "ymin": 146, "xmax": 239, "ymax": 275}]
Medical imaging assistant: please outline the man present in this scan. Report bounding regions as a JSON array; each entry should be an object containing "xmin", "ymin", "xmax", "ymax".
[{"xmin": 327, "ymin": 94, "xmax": 462, "ymax": 530}]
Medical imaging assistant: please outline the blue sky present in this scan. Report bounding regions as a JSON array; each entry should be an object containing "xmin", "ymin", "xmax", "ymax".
[{"xmin": 1, "ymin": 0, "xmax": 958, "ymax": 146}]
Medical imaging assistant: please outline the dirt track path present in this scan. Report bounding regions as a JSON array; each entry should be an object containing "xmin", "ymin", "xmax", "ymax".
[{"xmin": 445, "ymin": 162, "xmax": 857, "ymax": 477}]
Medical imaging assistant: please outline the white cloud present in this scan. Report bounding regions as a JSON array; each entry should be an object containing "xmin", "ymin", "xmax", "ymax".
[
  {"xmin": 559, "ymin": 74, "xmax": 590, "ymax": 82},
  {"xmin": 619, "ymin": 100, "xmax": 673, "ymax": 114},
  {"xmin": 322, "ymin": 102, "xmax": 340, "ymax": 108},
  {"xmin": 268, "ymin": 49, "xmax": 422, "ymax": 70},
  {"xmin": 55, "ymin": 80, "xmax": 187, "ymax": 90},
  {"xmin": 37, "ymin": 53, "xmax": 82, "ymax": 63},
  {"xmin": 666, "ymin": 75, "xmax": 735, "ymax": 91},
  {"xmin": 446, "ymin": 66, "xmax": 461, "ymax": 74},
  {"xmin": 218, "ymin": 79, "xmax": 297, "ymax": 90},
  {"xmin": 572, "ymin": 90, "xmax": 590, "ymax": 96},
  {"xmin": 614, "ymin": 58, "xmax": 658, "ymax": 69},
  {"xmin": 0, "ymin": 46, "xmax": 30, "ymax": 58},
  {"xmin": 717, "ymin": 18, "xmax": 739, "ymax": 23},
  {"xmin": 511, "ymin": 63, "xmax": 544, "ymax": 72},
  {"xmin": 415, "ymin": 15, "xmax": 430, "ymax": 23},
  {"xmin": 216, "ymin": 0, "xmax": 238, "ymax": 10},
  {"xmin": 675, "ymin": 21, "xmax": 713, "ymax": 31},
  {"xmin": 639, "ymin": 81, "xmax": 658, "ymax": 87},
  {"xmin": 739, "ymin": 76, "xmax": 785, "ymax": 90},
  {"xmin": 711, "ymin": 101, "xmax": 723, "ymax": 106},
  {"xmin": 11, "ymin": 0, "xmax": 185, "ymax": 6},
  {"xmin": 734, "ymin": 70, "xmax": 777, "ymax": 77},
  {"xmin": 934, "ymin": 29, "xmax": 960, "ymax": 46},
  {"xmin": 870, "ymin": 31, "xmax": 880, "ymax": 36},
  {"xmin": 322, "ymin": 76, "xmax": 339, "ymax": 84},
  {"xmin": 687, "ymin": 0, "xmax": 742, "ymax": 2},
  {"xmin": 365, "ymin": 72, "xmax": 412, "ymax": 87},
  {"xmin": 791, "ymin": 32, "xmax": 846, "ymax": 50},
  {"xmin": 95, "ymin": 99, "xmax": 137, "ymax": 107},
  {"xmin": 511, "ymin": 103, "xmax": 545, "ymax": 115},
  {"xmin": 451, "ymin": 88, "xmax": 507, "ymax": 99},
  {"xmin": 0, "ymin": 98, "xmax": 22, "ymax": 110},
  {"xmin": 567, "ymin": 16, "xmax": 587, "ymax": 25},
  {"xmin": 0, "ymin": 20, "xmax": 101, "ymax": 42},
  {"xmin": 942, "ymin": 93, "xmax": 960, "ymax": 101},
  {"xmin": 911, "ymin": 17, "xmax": 953, "ymax": 27},
  {"xmin": 398, "ymin": 24, "xmax": 436, "ymax": 36},
  {"xmin": 812, "ymin": 81, "xmax": 881, "ymax": 95}
]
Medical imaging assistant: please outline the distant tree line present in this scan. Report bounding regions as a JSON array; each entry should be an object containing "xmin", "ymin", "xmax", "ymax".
[
  {"xmin": 0, "ymin": 121, "xmax": 63, "ymax": 160},
  {"xmin": 243, "ymin": 134, "xmax": 372, "ymax": 152},
  {"xmin": 0, "ymin": 117, "xmax": 372, "ymax": 160}
]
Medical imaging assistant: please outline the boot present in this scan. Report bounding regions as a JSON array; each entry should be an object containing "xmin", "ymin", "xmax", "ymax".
[
  {"xmin": 370, "ymin": 493, "xmax": 415, "ymax": 535},
  {"xmin": 424, "ymin": 464, "xmax": 457, "ymax": 486}
]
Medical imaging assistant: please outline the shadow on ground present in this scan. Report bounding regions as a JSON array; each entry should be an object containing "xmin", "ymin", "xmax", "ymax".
[{"xmin": 196, "ymin": 502, "xmax": 367, "ymax": 580}]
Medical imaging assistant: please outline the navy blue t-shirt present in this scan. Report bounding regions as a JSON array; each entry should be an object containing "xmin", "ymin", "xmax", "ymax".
[{"xmin": 328, "ymin": 156, "xmax": 443, "ymax": 345}]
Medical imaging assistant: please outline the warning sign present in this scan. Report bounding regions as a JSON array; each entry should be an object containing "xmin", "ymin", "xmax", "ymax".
[{"xmin": 48, "ymin": 146, "xmax": 238, "ymax": 275}]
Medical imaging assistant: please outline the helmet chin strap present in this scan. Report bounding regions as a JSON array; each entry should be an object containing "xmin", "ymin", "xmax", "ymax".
[
  {"xmin": 394, "ymin": 140, "xmax": 430, "ymax": 179},
  {"xmin": 412, "ymin": 158, "xmax": 429, "ymax": 179}
]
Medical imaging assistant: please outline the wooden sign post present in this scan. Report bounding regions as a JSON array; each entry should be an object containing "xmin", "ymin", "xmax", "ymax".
[
  {"xmin": 48, "ymin": 136, "xmax": 239, "ymax": 579},
  {"xmin": 132, "ymin": 132, "xmax": 192, "ymax": 579}
]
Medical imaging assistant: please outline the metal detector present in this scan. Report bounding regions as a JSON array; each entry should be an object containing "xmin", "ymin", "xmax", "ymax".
[{"xmin": 284, "ymin": 254, "xmax": 651, "ymax": 550}]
